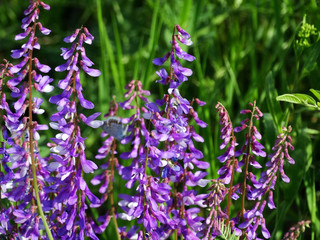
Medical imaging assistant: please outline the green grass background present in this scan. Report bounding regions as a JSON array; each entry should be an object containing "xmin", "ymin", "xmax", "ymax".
[{"xmin": 0, "ymin": 0, "xmax": 319, "ymax": 239}]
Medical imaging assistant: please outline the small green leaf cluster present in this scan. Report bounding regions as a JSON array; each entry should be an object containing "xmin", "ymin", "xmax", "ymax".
[
  {"xmin": 216, "ymin": 219, "xmax": 242, "ymax": 240},
  {"xmin": 296, "ymin": 20, "xmax": 318, "ymax": 48}
]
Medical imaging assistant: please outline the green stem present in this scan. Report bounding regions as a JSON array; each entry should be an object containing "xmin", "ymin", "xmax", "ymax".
[
  {"xmin": 109, "ymin": 140, "xmax": 121, "ymax": 240},
  {"xmin": 239, "ymin": 102, "xmax": 256, "ymax": 240},
  {"xmin": 27, "ymin": 27, "xmax": 53, "ymax": 239}
]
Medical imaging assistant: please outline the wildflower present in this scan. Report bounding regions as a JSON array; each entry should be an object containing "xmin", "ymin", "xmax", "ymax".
[
  {"xmin": 147, "ymin": 25, "xmax": 208, "ymax": 239},
  {"xmin": 48, "ymin": 27, "xmax": 106, "ymax": 239},
  {"xmin": 153, "ymin": 24, "xmax": 195, "ymax": 89},
  {"xmin": 94, "ymin": 80, "xmax": 152, "ymax": 239},
  {"xmin": 0, "ymin": 1, "xmax": 53, "ymax": 238}
]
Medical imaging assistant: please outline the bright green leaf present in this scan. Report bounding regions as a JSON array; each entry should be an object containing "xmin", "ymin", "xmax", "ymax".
[
  {"xmin": 277, "ymin": 94, "xmax": 303, "ymax": 104},
  {"xmin": 277, "ymin": 93, "xmax": 316, "ymax": 106}
]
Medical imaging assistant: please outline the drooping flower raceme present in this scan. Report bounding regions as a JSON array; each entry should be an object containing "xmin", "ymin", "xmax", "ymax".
[
  {"xmin": 153, "ymin": 25, "xmax": 195, "ymax": 89},
  {"xmin": 110, "ymin": 25, "xmax": 208, "ymax": 239},
  {"xmin": 0, "ymin": 1, "xmax": 54, "ymax": 238},
  {"xmin": 233, "ymin": 102, "xmax": 270, "ymax": 239},
  {"xmin": 244, "ymin": 126, "xmax": 295, "ymax": 239},
  {"xmin": 47, "ymin": 27, "xmax": 107, "ymax": 239}
]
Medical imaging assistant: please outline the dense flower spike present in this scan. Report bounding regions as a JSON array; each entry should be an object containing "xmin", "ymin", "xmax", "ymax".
[
  {"xmin": 0, "ymin": 1, "xmax": 54, "ymax": 238},
  {"xmin": 93, "ymin": 80, "xmax": 152, "ymax": 239},
  {"xmin": 200, "ymin": 179, "xmax": 228, "ymax": 238},
  {"xmin": 212, "ymin": 102, "xmax": 243, "ymax": 237},
  {"xmin": 235, "ymin": 103, "xmax": 293, "ymax": 239},
  {"xmin": 135, "ymin": 25, "xmax": 208, "ymax": 239},
  {"xmin": 213, "ymin": 101, "xmax": 296, "ymax": 239},
  {"xmin": 0, "ymin": 60, "xmax": 16, "ymax": 236},
  {"xmin": 47, "ymin": 27, "xmax": 105, "ymax": 239},
  {"xmin": 249, "ymin": 126, "xmax": 295, "ymax": 208},
  {"xmin": 153, "ymin": 24, "xmax": 195, "ymax": 89},
  {"xmin": 233, "ymin": 102, "xmax": 270, "ymax": 239}
]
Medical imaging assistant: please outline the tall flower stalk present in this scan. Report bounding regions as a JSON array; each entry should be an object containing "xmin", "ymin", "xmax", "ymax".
[
  {"xmin": 47, "ymin": 27, "xmax": 107, "ymax": 239},
  {"xmin": 1, "ymin": 0, "xmax": 53, "ymax": 238},
  {"xmin": 150, "ymin": 25, "xmax": 209, "ymax": 239},
  {"xmin": 121, "ymin": 25, "xmax": 207, "ymax": 239},
  {"xmin": 93, "ymin": 97, "xmax": 128, "ymax": 240},
  {"xmin": 211, "ymin": 102, "xmax": 295, "ymax": 239}
]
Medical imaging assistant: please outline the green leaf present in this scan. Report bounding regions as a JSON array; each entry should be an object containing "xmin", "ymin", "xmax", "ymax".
[
  {"xmin": 293, "ymin": 93, "xmax": 316, "ymax": 105},
  {"xmin": 304, "ymin": 128, "xmax": 320, "ymax": 135},
  {"xmin": 310, "ymin": 88, "xmax": 320, "ymax": 101},
  {"xmin": 276, "ymin": 93, "xmax": 316, "ymax": 106},
  {"xmin": 217, "ymin": 219, "xmax": 241, "ymax": 240},
  {"xmin": 277, "ymin": 94, "xmax": 303, "ymax": 104}
]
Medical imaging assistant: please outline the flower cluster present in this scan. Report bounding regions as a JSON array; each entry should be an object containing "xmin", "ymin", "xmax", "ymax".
[
  {"xmin": 92, "ymin": 80, "xmax": 151, "ymax": 239},
  {"xmin": 0, "ymin": 2, "xmax": 304, "ymax": 239},
  {"xmin": 153, "ymin": 25, "xmax": 195, "ymax": 89},
  {"xmin": 94, "ymin": 25, "xmax": 209, "ymax": 239},
  {"xmin": 200, "ymin": 102, "xmax": 241, "ymax": 238},
  {"xmin": 145, "ymin": 25, "xmax": 209, "ymax": 239},
  {"xmin": 0, "ymin": 1, "xmax": 53, "ymax": 238},
  {"xmin": 232, "ymin": 102, "xmax": 269, "ymax": 239},
  {"xmin": 211, "ymin": 102, "xmax": 296, "ymax": 239},
  {"xmin": 47, "ymin": 27, "xmax": 107, "ymax": 239},
  {"xmin": 200, "ymin": 179, "xmax": 229, "ymax": 238}
]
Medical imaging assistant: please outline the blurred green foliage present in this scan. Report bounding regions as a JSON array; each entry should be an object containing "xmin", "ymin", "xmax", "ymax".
[{"xmin": 0, "ymin": 0, "xmax": 319, "ymax": 239}]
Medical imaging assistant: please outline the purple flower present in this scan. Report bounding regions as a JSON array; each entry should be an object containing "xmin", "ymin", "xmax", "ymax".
[
  {"xmin": 47, "ymin": 27, "xmax": 103, "ymax": 238},
  {"xmin": 254, "ymin": 126, "xmax": 295, "ymax": 206},
  {"xmin": 153, "ymin": 25, "xmax": 195, "ymax": 89},
  {"xmin": 114, "ymin": 26, "xmax": 207, "ymax": 239},
  {"xmin": 0, "ymin": 2, "xmax": 53, "ymax": 238}
]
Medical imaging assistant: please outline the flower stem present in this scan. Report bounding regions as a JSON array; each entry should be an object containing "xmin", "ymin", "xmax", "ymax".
[
  {"xmin": 240, "ymin": 102, "xmax": 255, "ymax": 219},
  {"xmin": 27, "ymin": 39, "xmax": 53, "ymax": 240},
  {"xmin": 109, "ymin": 139, "xmax": 120, "ymax": 240}
]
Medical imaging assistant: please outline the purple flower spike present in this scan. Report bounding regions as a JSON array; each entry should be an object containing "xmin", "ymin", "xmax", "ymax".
[
  {"xmin": 282, "ymin": 220, "xmax": 311, "ymax": 240},
  {"xmin": 46, "ymin": 26, "xmax": 104, "ymax": 238},
  {"xmin": 153, "ymin": 25, "xmax": 195, "ymax": 88},
  {"xmin": 0, "ymin": 1, "xmax": 55, "ymax": 238},
  {"xmin": 213, "ymin": 101, "xmax": 297, "ymax": 239}
]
